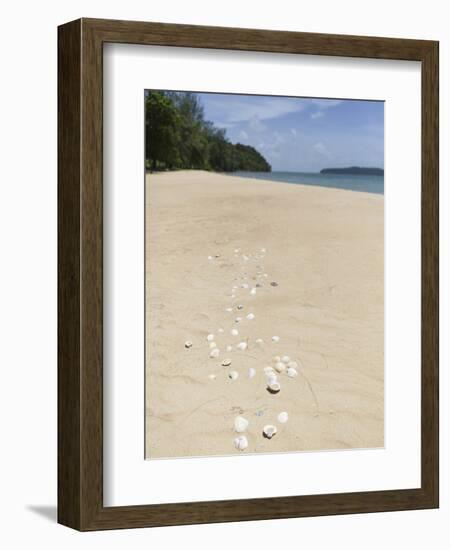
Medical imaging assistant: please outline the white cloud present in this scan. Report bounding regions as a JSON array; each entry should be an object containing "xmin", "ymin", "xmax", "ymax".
[
  {"xmin": 313, "ymin": 142, "xmax": 332, "ymax": 158},
  {"xmin": 203, "ymin": 95, "xmax": 307, "ymax": 127},
  {"xmin": 310, "ymin": 111, "xmax": 325, "ymax": 120},
  {"xmin": 291, "ymin": 128, "xmax": 297, "ymax": 137},
  {"xmin": 310, "ymin": 99, "xmax": 343, "ymax": 109},
  {"xmin": 239, "ymin": 130, "xmax": 249, "ymax": 141}
]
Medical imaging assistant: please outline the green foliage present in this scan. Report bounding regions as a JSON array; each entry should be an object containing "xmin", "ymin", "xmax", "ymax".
[{"xmin": 145, "ymin": 91, "xmax": 271, "ymax": 172}]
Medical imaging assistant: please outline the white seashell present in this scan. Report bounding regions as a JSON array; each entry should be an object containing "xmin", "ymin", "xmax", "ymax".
[
  {"xmin": 237, "ymin": 342, "xmax": 248, "ymax": 351},
  {"xmin": 235, "ymin": 317, "xmax": 242, "ymax": 323},
  {"xmin": 250, "ymin": 288, "xmax": 257, "ymax": 295},
  {"xmin": 237, "ymin": 304, "xmax": 244, "ymax": 310},
  {"xmin": 255, "ymin": 338, "xmax": 264, "ymax": 344},
  {"xmin": 218, "ymin": 328, "xmax": 224, "ymax": 333},
  {"xmin": 207, "ymin": 334, "xmax": 215, "ymax": 342},
  {"xmin": 241, "ymin": 283, "xmax": 249, "ymax": 289},
  {"xmin": 278, "ymin": 411, "xmax": 289, "ymax": 423},
  {"xmin": 266, "ymin": 373, "xmax": 278, "ymax": 385},
  {"xmin": 225, "ymin": 307, "xmax": 233, "ymax": 312},
  {"xmin": 184, "ymin": 341, "xmax": 193, "ymax": 349},
  {"xmin": 231, "ymin": 328, "xmax": 239, "ymax": 336},
  {"xmin": 222, "ymin": 359, "xmax": 232, "ymax": 367},
  {"xmin": 264, "ymin": 366, "xmax": 276, "ymax": 376},
  {"xmin": 208, "ymin": 374, "xmax": 216, "ymax": 380},
  {"xmin": 209, "ymin": 341, "xmax": 217, "ymax": 349},
  {"xmin": 246, "ymin": 313, "xmax": 255, "ymax": 320},
  {"xmin": 248, "ymin": 368, "xmax": 256, "ymax": 379},
  {"xmin": 226, "ymin": 345, "xmax": 233, "ymax": 352},
  {"xmin": 234, "ymin": 416, "xmax": 249, "ymax": 433},
  {"xmin": 281, "ymin": 356, "xmax": 290, "ymax": 364},
  {"xmin": 228, "ymin": 370, "xmax": 239, "ymax": 380},
  {"xmin": 287, "ymin": 360, "xmax": 299, "ymax": 369},
  {"xmin": 234, "ymin": 435, "xmax": 248, "ymax": 451},
  {"xmin": 234, "ymin": 248, "xmax": 240, "ymax": 253},
  {"xmin": 275, "ymin": 362, "xmax": 286, "ymax": 373},
  {"xmin": 272, "ymin": 336, "xmax": 280, "ymax": 343},
  {"xmin": 263, "ymin": 273, "xmax": 268, "ymax": 278},
  {"xmin": 208, "ymin": 256, "xmax": 213, "ymax": 260},
  {"xmin": 272, "ymin": 355, "xmax": 281, "ymax": 363},
  {"xmin": 267, "ymin": 381, "xmax": 281, "ymax": 394},
  {"xmin": 261, "ymin": 248, "xmax": 266, "ymax": 253},
  {"xmin": 209, "ymin": 348, "xmax": 220, "ymax": 359},
  {"xmin": 286, "ymin": 367, "xmax": 298, "ymax": 378},
  {"xmin": 263, "ymin": 425, "xmax": 277, "ymax": 439}
]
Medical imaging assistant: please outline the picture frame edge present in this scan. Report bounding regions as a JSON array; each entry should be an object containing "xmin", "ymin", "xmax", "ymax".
[{"xmin": 57, "ymin": 17, "xmax": 439, "ymax": 531}]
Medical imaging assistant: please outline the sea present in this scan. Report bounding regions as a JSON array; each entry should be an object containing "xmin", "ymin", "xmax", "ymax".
[{"xmin": 229, "ymin": 171, "xmax": 384, "ymax": 195}]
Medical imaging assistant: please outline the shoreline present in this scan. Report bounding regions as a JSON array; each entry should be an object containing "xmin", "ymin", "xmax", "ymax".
[
  {"xmin": 145, "ymin": 170, "xmax": 384, "ymax": 459},
  {"xmin": 146, "ymin": 168, "xmax": 384, "ymax": 196}
]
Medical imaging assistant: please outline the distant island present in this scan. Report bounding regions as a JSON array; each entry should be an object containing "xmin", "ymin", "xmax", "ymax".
[
  {"xmin": 320, "ymin": 166, "xmax": 384, "ymax": 176},
  {"xmin": 145, "ymin": 91, "xmax": 271, "ymax": 173}
]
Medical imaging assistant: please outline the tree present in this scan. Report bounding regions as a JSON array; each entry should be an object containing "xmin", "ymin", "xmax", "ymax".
[{"xmin": 145, "ymin": 92, "xmax": 181, "ymax": 170}]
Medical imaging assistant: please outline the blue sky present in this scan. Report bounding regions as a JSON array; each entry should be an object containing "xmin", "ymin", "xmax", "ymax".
[{"xmin": 196, "ymin": 92, "xmax": 384, "ymax": 172}]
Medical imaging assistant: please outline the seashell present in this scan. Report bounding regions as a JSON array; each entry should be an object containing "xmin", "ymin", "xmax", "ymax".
[
  {"xmin": 266, "ymin": 373, "xmax": 278, "ymax": 385},
  {"xmin": 226, "ymin": 345, "xmax": 233, "ymax": 352},
  {"xmin": 261, "ymin": 248, "xmax": 266, "ymax": 253},
  {"xmin": 250, "ymin": 288, "xmax": 257, "ymax": 295},
  {"xmin": 264, "ymin": 366, "xmax": 276, "ymax": 376},
  {"xmin": 228, "ymin": 370, "xmax": 239, "ymax": 380},
  {"xmin": 208, "ymin": 374, "xmax": 216, "ymax": 380},
  {"xmin": 218, "ymin": 328, "xmax": 224, "ymax": 333},
  {"xmin": 235, "ymin": 317, "xmax": 242, "ymax": 323},
  {"xmin": 208, "ymin": 255, "xmax": 213, "ymax": 260},
  {"xmin": 234, "ymin": 248, "xmax": 240, "ymax": 253},
  {"xmin": 222, "ymin": 359, "xmax": 232, "ymax": 367},
  {"xmin": 234, "ymin": 435, "xmax": 248, "ymax": 451},
  {"xmin": 237, "ymin": 304, "xmax": 244, "ymax": 310},
  {"xmin": 234, "ymin": 416, "xmax": 249, "ymax": 433},
  {"xmin": 281, "ymin": 356, "xmax": 290, "ymax": 364},
  {"xmin": 255, "ymin": 283, "xmax": 262, "ymax": 288},
  {"xmin": 275, "ymin": 362, "xmax": 286, "ymax": 373},
  {"xmin": 225, "ymin": 307, "xmax": 233, "ymax": 312},
  {"xmin": 231, "ymin": 328, "xmax": 239, "ymax": 336},
  {"xmin": 241, "ymin": 283, "xmax": 249, "ymax": 289},
  {"xmin": 209, "ymin": 341, "xmax": 217, "ymax": 349},
  {"xmin": 209, "ymin": 348, "xmax": 220, "ymax": 359},
  {"xmin": 286, "ymin": 367, "xmax": 298, "ymax": 378},
  {"xmin": 278, "ymin": 411, "xmax": 289, "ymax": 423},
  {"xmin": 246, "ymin": 313, "xmax": 255, "ymax": 320},
  {"xmin": 263, "ymin": 425, "xmax": 277, "ymax": 439},
  {"xmin": 255, "ymin": 338, "xmax": 264, "ymax": 344},
  {"xmin": 267, "ymin": 381, "xmax": 281, "ymax": 394},
  {"xmin": 207, "ymin": 334, "xmax": 215, "ymax": 342},
  {"xmin": 272, "ymin": 336, "xmax": 280, "ymax": 343},
  {"xmin": 272, "ymin": 355, "xmax": 281, "ymax": 363},
  {"xmin": 270, "ymin": 281, "xmax": 278, "ymax": 287},
  {"xmin": 248, "ymin": 367, "xmax": 256, "ymax": 379},
  {"xmin": 263, "ymin": 273, "xmax": 268, "ymax": 278},
  {"xmin": 237, "ymin": 342, "xmax": 248, "ymax": 351},
  {"xmin": 287, "ymin": 360, "xmax": 298, "ymax": 369},
  {"xmin": 243, "ymin": 255, "xmax": 249, "ymax": 261},
  {"xmin": 184, "ymin": 341, "xmax": 193, "ymax": 349}
]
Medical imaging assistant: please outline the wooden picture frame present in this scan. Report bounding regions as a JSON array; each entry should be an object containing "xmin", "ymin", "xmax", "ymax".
[{"xmin": 58, "ymin": 17, "xmax": 439, "ymax": 531}]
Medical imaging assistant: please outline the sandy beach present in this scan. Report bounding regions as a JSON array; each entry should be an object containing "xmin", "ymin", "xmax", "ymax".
[{"xmin": 145, "ymin": 170, "xmax": 384, "ymax": 459}]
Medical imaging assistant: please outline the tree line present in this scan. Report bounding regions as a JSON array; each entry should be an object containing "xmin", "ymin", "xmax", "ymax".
[{"xmin": 145, "ymin": 91, "xmax": 271, "ymax": 173}]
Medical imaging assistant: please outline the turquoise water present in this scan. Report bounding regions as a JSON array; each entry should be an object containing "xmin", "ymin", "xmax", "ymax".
[{"xmin": 230, "ymin": 171, "xmax": 384, "ymax": 195}]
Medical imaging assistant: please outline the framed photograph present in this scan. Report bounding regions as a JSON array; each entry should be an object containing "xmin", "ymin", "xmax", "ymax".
[{"xmin": 58, "ymin": 18, "xmax": 439, "ymax": 530}]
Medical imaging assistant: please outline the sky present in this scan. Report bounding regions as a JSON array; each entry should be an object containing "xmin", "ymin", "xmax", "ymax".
[{"xmin": 196, "ymin": 92, "xmax": 384, "ymax": 172}]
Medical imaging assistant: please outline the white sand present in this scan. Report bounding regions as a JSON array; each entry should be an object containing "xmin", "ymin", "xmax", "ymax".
[{"xmin": 145, "ymin": 170, "xmax": 384, "ymax": 459}]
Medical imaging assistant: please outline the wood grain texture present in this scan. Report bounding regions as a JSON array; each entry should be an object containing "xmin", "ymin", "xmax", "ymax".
[{"xmin": 57, "ymin": 18, "xmax": 439, "ymax": 531}]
